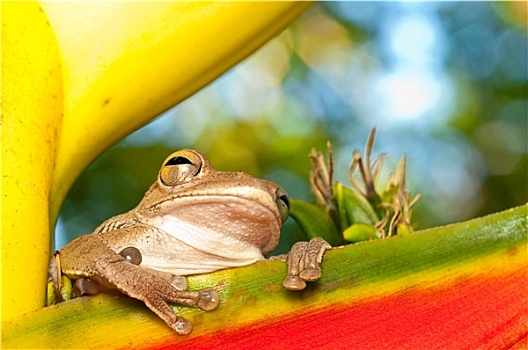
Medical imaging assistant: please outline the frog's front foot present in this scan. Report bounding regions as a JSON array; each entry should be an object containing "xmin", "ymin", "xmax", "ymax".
[{"xmin": 283, "ymin": 237, "xmax": 331, "ymax": 290}]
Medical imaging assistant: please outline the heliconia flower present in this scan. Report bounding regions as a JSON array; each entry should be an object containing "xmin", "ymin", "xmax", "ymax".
[{"xmin": 2, "ymin": 2, "xmax": 526, "ymax": 349}]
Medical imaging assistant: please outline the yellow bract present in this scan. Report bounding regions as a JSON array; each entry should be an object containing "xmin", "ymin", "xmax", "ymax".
[
  {"xmin": 2, "ymin": 1, "xmax": 312, "ymax": 321},
  {"xmin": 42, "ymin": 1, "xmax": 313, "ymax": 221},
  {"xmin": 2, "ymin": 1, "xmax": 64, "ymax": 320}
]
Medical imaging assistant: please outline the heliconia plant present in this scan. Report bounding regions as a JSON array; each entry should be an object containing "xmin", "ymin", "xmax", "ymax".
[{"xmin": 2, "ymin": 2, "xmax": 526, "ymax": 349}]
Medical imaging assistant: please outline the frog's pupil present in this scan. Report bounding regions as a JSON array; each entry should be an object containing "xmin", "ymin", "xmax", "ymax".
[{"xmin": 166, "ymin": 156, "xmax": 192, "ymax": 166}]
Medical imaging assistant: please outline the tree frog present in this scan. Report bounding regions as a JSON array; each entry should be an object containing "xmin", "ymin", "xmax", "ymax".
[{"xmin": 50, "ymin": 149, "xmax": 330, "ymax": 335}]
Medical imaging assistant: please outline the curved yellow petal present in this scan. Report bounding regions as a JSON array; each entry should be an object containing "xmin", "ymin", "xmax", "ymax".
[
  {"xmin": 43, "ymin": 1, "xmax": 313, "ymax": 220},
  {"xmin": 2, "ymin": 1, "xmax": 64, "ymax": 319}
]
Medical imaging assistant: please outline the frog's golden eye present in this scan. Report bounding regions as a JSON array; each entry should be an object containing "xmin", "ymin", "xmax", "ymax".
[
  {"xmin": 159, "ymin": 150, "xmax": 203, "ymax": 186},
  {"xmin": 275, "ymin": 187, "xmax": 290, "ymax": 223}
]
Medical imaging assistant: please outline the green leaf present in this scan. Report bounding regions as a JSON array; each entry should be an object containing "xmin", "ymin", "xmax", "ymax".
[
  {"xmin": 334, "ymin": 182, "xmax": 379, "ymax": 229},
  {"xmin": 289, "ymin": 198, "xmax": 343, "ymax": 246},
  {"xmin": 343, "ymin": 222, "xmax": 380, "ymax": 243}
]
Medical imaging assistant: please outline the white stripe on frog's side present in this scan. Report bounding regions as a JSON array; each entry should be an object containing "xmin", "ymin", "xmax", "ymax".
[{"xmin": 136, "ymin": 215, "xmax": 265, "ymax": 276}]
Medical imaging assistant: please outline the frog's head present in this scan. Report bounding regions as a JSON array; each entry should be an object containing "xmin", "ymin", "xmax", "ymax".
[{"xmin": 137, "ymin": 149, "xmax": 289, "ymax": 255}]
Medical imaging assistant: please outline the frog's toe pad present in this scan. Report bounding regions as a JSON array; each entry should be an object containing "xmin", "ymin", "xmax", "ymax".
[
  {"xmin": 173, "ymin": 316, "xmax": 193, "ymax": 335},
  {"xmin": 72, "ymin": 278, "xmax": 100, "ymax": 298},
  {"xmin": 170, "ymin": 276, "xmax": 188, "ymax": 291},
  {"xmin": 197, "ymin": 289, "xmax": 220, "ymax": 311},
  {"xmin": 283, "ymin": 275, "xmax": 307, "ymax": 291}
]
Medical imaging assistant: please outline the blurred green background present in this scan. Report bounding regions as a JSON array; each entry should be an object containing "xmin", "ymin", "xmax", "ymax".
[{"xmin": 56, "ymin": 2, "xmax": 527, "ymax": 253}]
